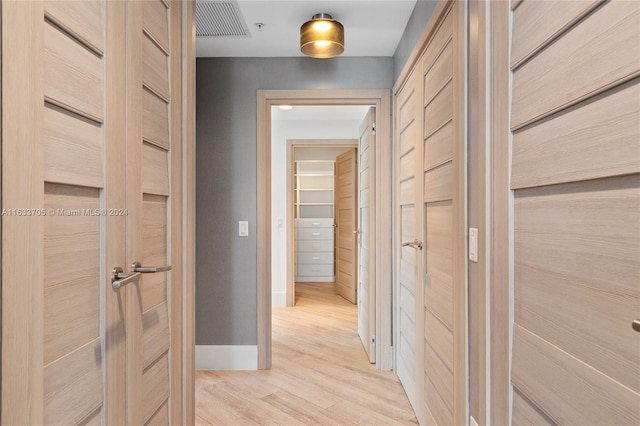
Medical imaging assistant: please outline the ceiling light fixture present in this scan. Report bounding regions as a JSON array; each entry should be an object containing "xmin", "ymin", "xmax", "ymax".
[{"xmin": 300, "ymin": 13, "xmax": 344, "ymax": 59}]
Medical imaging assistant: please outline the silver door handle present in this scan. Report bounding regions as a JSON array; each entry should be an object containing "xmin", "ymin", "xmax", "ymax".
[
  {"xmin": 111, "ymin": 267, "xmax": 142, "ymax": 290},
  {"xmin": 352, "ymin": 229, "xmax": 361, "ymax": 234},
  {"xmin": 132, "ymin": 261, "xmax": 172, "ymax": 273},
  {"xmin": 633, "ymin": 319, "xmax": 640, "ymax": 333},
  {"xmin": 402, "ymin": 239, "xmax": 423, "ymax": 250}
]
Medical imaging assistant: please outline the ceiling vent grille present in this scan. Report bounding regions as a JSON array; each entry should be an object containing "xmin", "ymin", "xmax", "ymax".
[{"xmin": 196, "ymin": 1, "xmax": 251, "ymax": 38}]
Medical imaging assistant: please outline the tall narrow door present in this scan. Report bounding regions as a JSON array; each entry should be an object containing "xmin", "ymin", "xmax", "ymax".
[
  {"xmin": 335, "ymin": 148, "xmax": 358, "ymax": 303},
  {"xmin": 1, "ymin": 2, "xmax": 184, "ymax": 424},
  {"xmin": 395, "ymin": 67, "xmax": 423, "ymax": 413},
  {"xmin": 358, "ymin": 108, "xmax": 376, "ymax": 363},
  {"xmin": 503, "ymin": 1, "xmax": 640, "ymax": 423}
]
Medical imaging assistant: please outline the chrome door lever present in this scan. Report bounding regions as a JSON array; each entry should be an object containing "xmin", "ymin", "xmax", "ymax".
[
  {"xmin": 111, "ymin": 267, "xmax": 142, "ymax": 290},
  {"xmin": 352, "ymin": 229, "xmax": 361, "ymax": 234},
  {"xmin": 131, "ymin": 261, "xmax": 172, "ymax": 273},
  {"xmin": 633, "ymin": 319, "xmax": 640, "ymax": 333},
  {"xmin": 402, "ymin": 239, "xmax": 423, "ymax": 250}
]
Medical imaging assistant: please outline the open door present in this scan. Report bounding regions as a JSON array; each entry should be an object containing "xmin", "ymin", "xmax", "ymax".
[
  {"xmin": 1, "ymin": 2, "xmax": 185, "ymax": 424},
  {"xmin": 358, "ymin": 108, "xmax": 376, "ymax": 363},
  {"xmin": 334, "ymin": 148, "xmax": 358, "ymax": 304}
]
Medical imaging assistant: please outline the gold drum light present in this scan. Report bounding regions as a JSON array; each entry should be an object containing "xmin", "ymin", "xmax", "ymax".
[{"xmin": 300, "ymin": 13, "xmax": 344, "ymax": 58}]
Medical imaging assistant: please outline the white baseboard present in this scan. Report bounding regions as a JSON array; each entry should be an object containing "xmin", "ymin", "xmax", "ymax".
[
  {"xmin": 272, "ymin": 291, "xmax": 287, "ymax": 308},
  {"xmin": 195, "ymin": 345, "xmax": 258, "ymax": 370}
]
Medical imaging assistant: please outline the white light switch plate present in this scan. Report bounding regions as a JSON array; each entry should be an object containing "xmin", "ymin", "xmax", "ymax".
[
  {"xmin": 239, "ymin": 221, "xmax": 249, "ymax": 237},
  {"xmin": 469, "ymin": 227, "xmax": 478, "ymax": 262}
]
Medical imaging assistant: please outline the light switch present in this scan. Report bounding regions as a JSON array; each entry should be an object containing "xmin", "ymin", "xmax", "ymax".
[
  {"xmin": 469, "ymin": 227, "xmax": 478, "ymax": 262},
  {"xmin": 239, "ymin": 221, "xmax": 249, "ymax": 237}
]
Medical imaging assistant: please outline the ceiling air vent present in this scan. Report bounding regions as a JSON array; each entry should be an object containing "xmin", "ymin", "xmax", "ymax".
[{"xmin": 196, "ymin": 1, "xmax": 251, "ymax": 38}]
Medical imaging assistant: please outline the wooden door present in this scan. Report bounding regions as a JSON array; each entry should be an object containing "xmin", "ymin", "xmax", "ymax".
[
  {"xmin": 1, "ymin": 1, "xmax": 184, "ymax": 424},
  {"xmin": 395, "ymin": 67, "xmax": 424, "ymax": 414},
  {"xmin": 125, "ymin": 1, "xmax": 183, "ymax": 424},
  {"xmin": 503, "ymin": 1, "xmax": 640, "ymax": 424},
  {"xmin": 358, "ymin": 108, "xmax": 376, "ymax": 363},
  {"xmin": 335, "ymin": 149, "xmax": 358, "ymax": 303}
]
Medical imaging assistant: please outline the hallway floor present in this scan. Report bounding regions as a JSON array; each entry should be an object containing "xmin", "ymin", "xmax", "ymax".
[{"xmin": 196, "ymin": 282, "xmax": 418, "ymax": 425}]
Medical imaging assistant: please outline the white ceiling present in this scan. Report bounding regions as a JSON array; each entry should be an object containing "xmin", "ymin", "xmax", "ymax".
[
  {"xmin": 271, "ymin": 105, "xmax": 371, "ymax": 121},
  {"xmin": 196, "ymin": 0, "xmax": 418, "ymax": 58}
]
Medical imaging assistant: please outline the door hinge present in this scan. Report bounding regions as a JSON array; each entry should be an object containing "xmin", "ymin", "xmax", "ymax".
[
  {"xmin": 371, "ymin": 335, "xmax": 376, "ymax": 345},
  {"xmin": 372, "ymin": 123, "xmax": 376, "ymax": 135}
]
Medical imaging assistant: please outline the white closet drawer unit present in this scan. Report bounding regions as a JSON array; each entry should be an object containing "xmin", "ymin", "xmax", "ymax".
[
  {"xmin": 297, "ymin": 227, "xmax": 334, "ymax": 240},
  {"xmin": 296, "ymin": 264, "xmax": 334, "ymax": 277},
  {"xmin": 297, "ymin": 252, "xmax": 334, "ymax": 264},
  {"xmin": 296, "ymin": 218, "xmax": 334, "ymax": 228},
  {"xmin": 297, "ymin": 239, "xmax": 334, "ymax": 252}
]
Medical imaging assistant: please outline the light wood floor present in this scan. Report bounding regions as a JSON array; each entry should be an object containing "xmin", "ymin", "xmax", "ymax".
[{"xmin": 196, "ymin": 282, "xmax": 418, "ymax": 425}]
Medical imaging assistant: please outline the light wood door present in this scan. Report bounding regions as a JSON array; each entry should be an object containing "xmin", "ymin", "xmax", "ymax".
[
  {"xmin": 1, "ymin": 1, "xmax": 184, "ymax": 424},
  {"xmin": 395, "ymin": 67, "xmax": 424, "ymax": 414},
  {"xmin": 358, "ymin": 108, "xmax": 376, "ymax": 363},
  {"xmin": 504, "ymin": 0, "xmax": 640, "ymax": 424},
  {"xmin": 335, "ymin": 149, "xmax": 358, "ymax": 303}
]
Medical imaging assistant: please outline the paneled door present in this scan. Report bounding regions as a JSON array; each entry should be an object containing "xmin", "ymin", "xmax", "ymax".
[
  {"xmin": 501, "ymin": 1, "xmax": 640, "ymax": 424},
  {"xmin": 358, "ymin": 108, "xmax": 376, "ymax": 363},
  {"xmin": 395, "ymin": 67, "xmax": 424, "ymax": 414},
  {"xmin": 1, "ymin": 1, "xmax": 185, "ymax": 424},
  {"xmin": 335, "ymin": 148, "xmax": 358, "ymax": 303}
]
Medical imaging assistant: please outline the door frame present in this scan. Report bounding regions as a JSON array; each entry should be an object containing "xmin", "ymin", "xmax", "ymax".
[
  {"xmin": 286, "ymin": 139, "xmax": 358, "ymax": 307},
  {"xmin": 257, "ymin": 89, "xmax": 392, "ymax": 370}
]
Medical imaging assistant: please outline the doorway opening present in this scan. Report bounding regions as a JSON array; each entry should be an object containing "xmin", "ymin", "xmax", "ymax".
[{"xmin": 257, "ymin": 89, "xmax": 392, "ymax": 370}]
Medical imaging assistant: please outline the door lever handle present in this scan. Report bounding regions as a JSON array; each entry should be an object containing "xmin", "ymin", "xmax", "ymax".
[
  {"xmin": 633, "ymin": 319, "xmax": 640, "ymax": 333},
  {"xmin": 131, "ymin": 261, "xmax": 172, "ymax": 273},
  {"xmin": 402, "ymin": 239, "xmax": 423, "ymax": 250},
  {"xmin": 111, "ymin": 267, "xmax": 142, "ymax": 290}
]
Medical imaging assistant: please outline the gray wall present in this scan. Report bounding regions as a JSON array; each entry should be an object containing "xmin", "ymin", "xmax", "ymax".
[
  {"xmin": 196, "ymin": 57, "xmax": 393, "ymax": 345},
  {"xmin": 392, "ymin": 0, "xmax": 438, "ymax": 82}
]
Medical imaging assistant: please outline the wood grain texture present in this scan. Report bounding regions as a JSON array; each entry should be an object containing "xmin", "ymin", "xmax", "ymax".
[
  {"xmin": 420, "ymin": 9, "xmax": 452, "ymax": 81},
  {"xmin": 424, "ymin": 160, "xmax": 453, "ymax": 203},
  {"xmin": 197, "ymin": 283, "xmax": 417, "ymax": 425},
  {"xmin": 511, "ymin": 0, "xmax": 640, "ymax": 129},
  {"xmin": 400, "ymin": 177, "xmax": 415, "ymax": 207},
  {"xmin": 44, "ymin": 183, "xmax": 100, "ymax": 365},
  {"xmin": 44, "ymin": 21, "xmax": 104, "ymax": 122},
  {"xmin": 424, "ymin": 373, "xmax": 453, "ymax": 425},
  {"xmin": 143, "ymin": 87, "xmax": 170, "ymax": 149},
  {"xmin": 514, "ymin": 175, "xmax": 640, "ymax": 394},
  {"xmin": 423, "ymin": 80, "xmax": 453, "ymax": 139},
  {"xmin": 143, "ymin": 0, "xmax": 170, "ymax": 54},
  {"xmin": 511, "ymin": 79, "xmax": 640, "ymax": 189},
  {"xmin": 143, "ymin": 302, "xmax": 170, "ymax": 370},
  {"xmin": 142, "ymin": 142, "xmax": 170, "ymax": 196},
  {"xmin": 424, "ymin": 309, "xmax": 453, "ymax": 372},
  {"xmin": 424, "ymin": 339, "xmax": 453, "ymax": 414},
  {"xmin": 424, "ymin": 200, "xmax": 454, "ymax": 329},
  {"xmin": 511, "ymin": 0, "xmax": 602, "ymax": 69},
  {"xmin": 44, "ymin": 104, "xmax": 103, "ymax": 188},
  {"xmin": 424, "ymin": 120, "xmax": 453, "ymax": 172},
  {"xmin": 142, "ymin": 194, "xmax": 168, "ymax": 311},
  {"xmin": 143, "ymin": 353, "xmax": 170, "ymax": 424},
  {"xmin": 512, "ymin": 388, "xmax": 555, "ymax": 426},
  {"xmin": 512, "ymin": 324, "xmax": 640, "ymax": 425},
  {"xmin": 143, "ymin": 33, "xmax": 170, "ymax": 101},
  {"xmin": 44, "ymin": 338, "xmax": 103, "ymax": 425},
  {"xmin": 423, "ymin": 42, "xmax": 453, "ymax": 107},
  {"xmin": 45, "ymin": 0, "xmax": 104, "ymax": 55},
  {"xmin": 146, "ymin": 400, "xmax": 169, "ymax": 426},
  {"xmin": 104, "ymin": 1, "xmax": 128, "ymax": 423}
]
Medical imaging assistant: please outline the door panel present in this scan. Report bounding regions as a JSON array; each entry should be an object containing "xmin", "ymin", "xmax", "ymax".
[
  {"xmin": 1, "ymin": 1, "xmax": 184, "ymax": 424},
  {"xmin": 358, "ymin": 108, "xmax": 376, "ymax": 363},
  {"xmin": 508, "ymin": 1, "xmax": 640, "ymax": 423},
  {"xmin": 335, "ymin": 149, "xmax": 358, "ymax": 303},
  {"xmin": 395, "ymin": 67, "xmax": 422, "ymax": 414}
]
